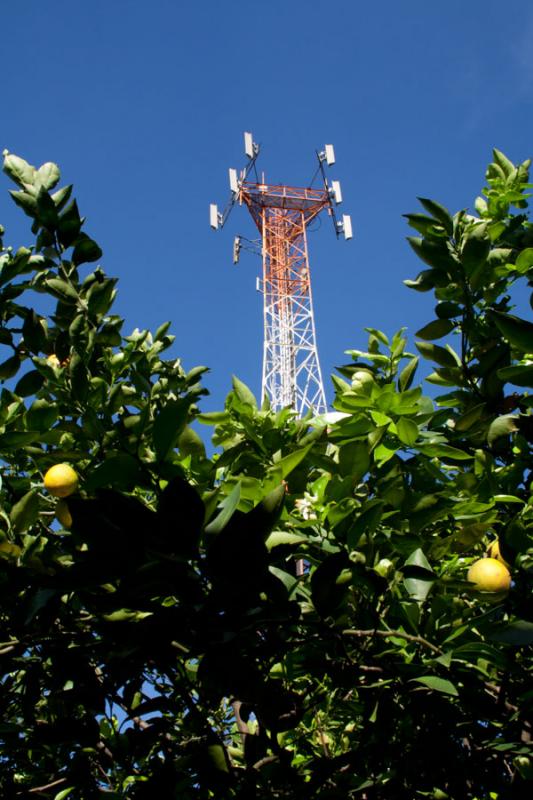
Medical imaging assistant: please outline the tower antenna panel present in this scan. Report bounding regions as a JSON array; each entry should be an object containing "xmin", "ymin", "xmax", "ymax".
[
  {"xmin": 325, "ymin": 144, "xmax": 335, "ymax": 165},
  {"xmin": 244, "ymin": 131, "xmax": 254, "ymax": 158}
]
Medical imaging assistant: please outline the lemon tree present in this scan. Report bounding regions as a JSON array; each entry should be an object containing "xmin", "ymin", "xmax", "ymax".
[{"xmin": 0, "ymin": 147, "xmax": 531, "ymax": 798}]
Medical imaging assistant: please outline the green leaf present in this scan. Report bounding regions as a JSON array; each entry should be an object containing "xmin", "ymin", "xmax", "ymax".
[
  {"xmin": 23, "ymin": 310, "xmax": 48, "ymax": 353},
  {"xmin": 396, "ymin": 417, "xmax": 418, "ymax": 446},
  {"xmin": 36, "ymin": 187, "xmax": 59, "ymax": 228},
  {"xmin": 273, "ymin": 445, "xmax": 311, "ymax": 479},
  {"xmin": 72, "ymin": 234, "xmax": 103, "ymax": 266},
  {"xmin": 102, "ymin": 609, "xmax": 152, "ymax": 622},
  {"xmin": 9, "ymin": 190, "xmax": 37, "ymax": 217},
  {"xmin": 411, "ymin": 676, "xmax": 458, "ymax": 696},
  {"xmin": 417, "ymin": 444, "xmax": 473, "ymax": 461},
  {"xmin": 416, "ymin": 341, "xmax": 459, "ymax": 368},
  {"xmin": 403, "ymin": 269, "xmax": 436, "ymax": 292},
  {"xmin": 207, "ymin": 743, "xmax": 230, "ymax": 773},
  {"xmin": 197, "ymin": 410, "xmax": 230, "ymax": 424},
  {"xmin": 497, "ymin": 364, "xmax": 533, "ymax": 387},
  {"xmin": 84, "ymin": 454, "xmax": 142, "ymax": 492},
  {"xmin": 232, "ymin": 375, "xmax": 257, "ymax": 408},
  {"xmin": 25, "ymin": 399, "xmax": 59, "ymax": 431},
  {"xmin": 364, "ymin": 327, "xmax": 389, "ymax": 346},
  {"xmin": 415, "ymin": 319, "xmax": 455, "ymax": 341},
  {"xmin": 54, "ymin": 788, "xmax": 75, "ymax": 800},
  {"xmin": 417, "ymin": 197, "xmax": 454, "ymax": 234},
  {"xmin": 58, "ymin": 200, "xmax": 83, "ymax": 247},
  {"xmin": 24, "ymin": 588, "xmax": 57, "ymax": 624},
  {"xmin": 487, "ymin": 415, "xmax": 518, "ymax": 446},
  {"xmin": 69, "ymin": 352, "xmax": 89, "ymax": 402},
  {"xmin": 488, "ymin": 620, "xmax": 533, "ymax": 645},
  {"xmin": 435, "ymin": 301, "xmax": 462, "ymax": 319},
  {"xmin": 349, "ymin": 500, "xmax": 384, "ymax": 547},
  {"xmin": 15, "ymin": 369, "xmax": 44, "ymax": 397},
  {"xmin": 87, "ymin": 277, "xmax": 117, "ymax": 318},
  {"xmin": 35, "ymin": 161, "xmax": 60, "ymax": 191},
  {"xmin": 45, "ymin": 278, "xmax": 79, "ymax": 302},
  {"xmin": 492, "ymin": 148, "xmax": 515, "ymax": 177},
  {"xmin": 3, "ymin": 152, "xmax": 36, "ymax": 187},
  {"xmin": 515, "ymin": 247, "xmax": 533, "ymax": 273},
  {"xmin": 405, "ymin": 548, "xmax": 433, "ymax": 573},
  {"xmin": 407, "ymin": 236, "xmax": 456, "ymax": 271},
  {"xmin": 460, "ymin": 224, "xmax": 490, "ymax": 272},
  {"xmin": 398, "ymin": 356, "xmax": 419, "ymax": 391},
  {"xmin": 338, "ymin": 440, "xmax": 371, "ymax": 481},
  {"xmin": 404, "ymin": 576, "xmax": 434, "ymax": 602},
  {"xmin": 490, "ymin": 310, "xmax": 533, "ymax": 353},
  {"xmin": 204, "ymin": 482, "xmax": 241, "ymax": 535},
  {"xmin": 51, "ymin": 184, "xmax": 73, "ymax": 210},
  {"xmin": 455, "ymin": 403, "xmax": 486, "ymax": 432},
  {"xmin": 0, "ymin": 354, "xmax": 21, "ymax": 380},
  {"xmin": 178, "ymin": 425, "xmax": 206, "ymax": 457},
  {"xmin": 153, "ymin": 398, "xmax": 191, "ymax": 462},
  {"xmin": 10, "ymin": 489, "xmax": 39, "ymax": 533},
  {"xmin": 0, "ymin": 432, "xmax": 41, "ymax": 448},
  {"xmin": 266, "ymin": 531, "xmax": 307, "ymax": 549}
]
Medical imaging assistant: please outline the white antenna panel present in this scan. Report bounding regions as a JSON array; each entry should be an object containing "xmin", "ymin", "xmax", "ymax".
[
  {"xmin": 233, "ymin": 235, "xmax": 241, "ymax": 264},
  {"xmin": 244, "ymin": 131, "xmax": 254, "ymax": 159},
  {"xmin": 209, "ymin": 203, "xmax": 219, "ymax": 230},
  {"xmin": 229, "ymin": 168, "xmax": 238, "ymax": 193},
  {"xmin": 325, "ymin": 144, "xmax": 335, "ymax": 165},
  {"xmin": 343, "ymin": 214, "xmax": 353, "ymax": 240},
  {"xmin": 331, "ymin": 180, "xmax": 343, "ymax": 204}
]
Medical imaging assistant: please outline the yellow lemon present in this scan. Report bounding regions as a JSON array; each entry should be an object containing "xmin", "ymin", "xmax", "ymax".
[
  {"xmin": 44, "ymin": 464, "xmax": 79, "ymax": 498},
  {"xmin": 55, "ymin": 499, "xmax": 72, "ymax": 528},
  {"xmin": 486, "ymin": 539, "xmax": 511, "ymax": 569},
  {"xmin": 467, "ymin": 557, "xmax": 511, "ymax": 592}
]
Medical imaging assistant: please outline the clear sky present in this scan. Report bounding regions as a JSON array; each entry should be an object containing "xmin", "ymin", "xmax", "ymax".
[{"xmin": 1, "ymin": 0, "xmax": 532, "ymax": 412}]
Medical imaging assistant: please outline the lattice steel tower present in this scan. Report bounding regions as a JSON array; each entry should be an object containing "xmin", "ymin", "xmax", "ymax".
[{"xmin": 210, "ymin": 133, "xmax": 352, "ymax": 416}]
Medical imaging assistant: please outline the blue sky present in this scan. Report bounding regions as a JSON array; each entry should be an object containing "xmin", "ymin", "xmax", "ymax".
[{"xmin": 1, "ymin": 0, "xmax": 533, "ymax": 413}]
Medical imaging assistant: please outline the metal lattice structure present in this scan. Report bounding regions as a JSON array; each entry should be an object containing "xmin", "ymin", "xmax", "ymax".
[
  {"xmin": 240, "ymin": 183, "xmax": 330, "ymax": 414},
  {"xmin": 210, "ymin": 134, "xmax": 351, "ymax": 416}
]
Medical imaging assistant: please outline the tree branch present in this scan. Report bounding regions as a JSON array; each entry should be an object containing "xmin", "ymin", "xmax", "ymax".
[{"xmin": 342, "ymin": 628, "xmax": 442, "ymax": 655}]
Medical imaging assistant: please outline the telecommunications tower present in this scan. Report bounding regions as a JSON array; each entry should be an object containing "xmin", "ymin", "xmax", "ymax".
[{"xmin": 210, "ymin": 132, "xmax": 352, "ymax": 416}]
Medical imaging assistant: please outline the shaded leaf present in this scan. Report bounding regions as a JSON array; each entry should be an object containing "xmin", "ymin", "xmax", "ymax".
[
  {"xmin": 490, "ymin": 310, "xmax": 533, "ymax": 353},
  {"xmin": 10, "ymin": 489, "xmax": 39, "ymax": 533},
  {"xmin": 72, "ymin": 234, "xmax": 103, "ymax": 266},
  {"xmin": 488, "ymin": 620, "xmax": 533, "ymax": 645},
  {"xmin": 204, "ymin": 482, "xmax": 241, "ymax": 535},
  {"xmin": 84, "ymin": 454, "xmax": 142, "ymax": 492},
  {"xmin": 153, "ymin": 398, "xmax": 191, "ymax": 461},
  {"xmin": 415, "ymin": 319, "xmax": 455, "ymax": 341},
  {"xmin": 396, "ymin": 417, "xmax": 419, "ymax": 446},
  {"xmin": 487, "ymin": 415, "xmax": 518, "ymax": 446},
  {"xmin": 411, "ymin": 676, "xmax": 458, "ymax": 696},
  {"xmin": 232, "ymin": 375, "xmax": 257, "ymax": 408}
]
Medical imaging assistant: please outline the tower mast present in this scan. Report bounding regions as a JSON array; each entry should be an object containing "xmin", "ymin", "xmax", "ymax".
[{"xmin": 210, "ymin": 134, "xmax": 352, "ymax": 416}]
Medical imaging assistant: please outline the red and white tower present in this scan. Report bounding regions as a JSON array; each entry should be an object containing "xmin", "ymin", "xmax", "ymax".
[{"xmin": 210, "ymin": 133, "xmax": 351, "ymax": 416}]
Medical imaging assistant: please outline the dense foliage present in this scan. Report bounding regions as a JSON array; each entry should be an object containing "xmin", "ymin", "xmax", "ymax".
[{"xmin": 0, "ymin": 147, "xmax": 531, "ymax": 799}]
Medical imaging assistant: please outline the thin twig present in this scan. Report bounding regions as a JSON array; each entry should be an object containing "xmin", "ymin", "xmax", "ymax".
[
  {"xmin": 26, "ymin": 777, "xmax": 67, "ymax": 794},
  {"xmin": 252, "ymin": 755, "xmax": 279, "ymax": 770},
  {"xmin": 232, "ymin": 700, "xmax": 250, "ymax": 737},
  {"xmin": 342, "ymin": 628, "xmax": 442, "ymax": 655}
]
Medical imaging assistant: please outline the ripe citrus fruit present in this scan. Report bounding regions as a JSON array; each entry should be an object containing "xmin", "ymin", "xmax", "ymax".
[
  {"xmin": 55, "ymin": 499, "xmax": 73, "ymax": 528},
  {"xmin": 467, "ymin": 557, "xmax": 511, "ymax": 592},
  {"xmin": 486, "ymin": 538, "xmax": 510, "ymax": 568},
  {"xmin": 44, "ymin": 464, "xmax": 79, "ymax": 498}
]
